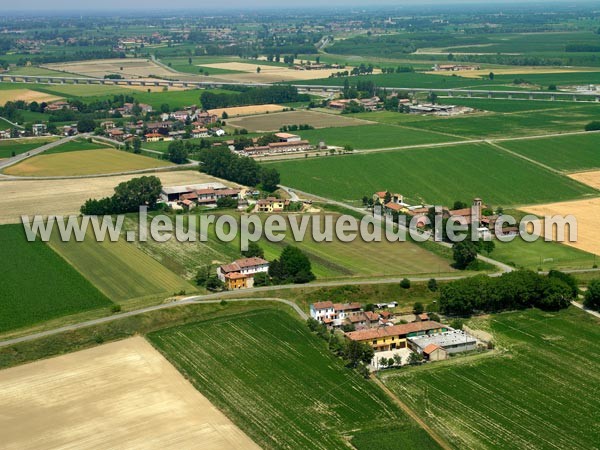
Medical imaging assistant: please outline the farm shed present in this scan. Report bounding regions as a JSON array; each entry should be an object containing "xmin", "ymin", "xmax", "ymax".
[{"xmin": 409, "ymin": 330, "xmax": 478, "ymax": 355}]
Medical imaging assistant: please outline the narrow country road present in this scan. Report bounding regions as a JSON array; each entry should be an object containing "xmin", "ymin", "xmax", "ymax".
[
  {"xmin": 0, "ymin": 297, "xmax": 305, "ymax": 349},
  {"xmin": 571, "ymin": 301, "xmax": 600, "ymax": 319},
  {"xmin": 0, "ymin": 133, "xmax": 90, "ymax": 172}
]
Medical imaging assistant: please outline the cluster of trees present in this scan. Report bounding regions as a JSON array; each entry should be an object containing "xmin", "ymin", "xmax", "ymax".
[
  {"xmin": 195, "ymin": 265, "xmax": 224, "ymax": 291},
  {"xmin": 165, "ymin": 140, "xmax": 190, "ymax": 164},
  {"xmin": 306, "ymin": 318, "xmax": 374, "ymax": 377},
  {"xmin": 200, "ymin": 85, "xmax": 308, "ymax": 110},
  {"xmin": 452, "ymin": 238, "xmax": 495, "ymax": 270},
  {"xmin": 379, "ymin": 66, "xmax": 415, "ymax": 74},
  {"xmin": 269, "ymin": 245, "xmax": 316, "ymax": 284},
  {"xmin": 198, "ymin": 146, "xmax": 280, "ymax": 191},
  {"xmin": 80, "ymin": 176, "xmax": 162, "ymax": 215},
  {"xmin": 439, "ymin": 270, "xmax": 577, "ymax": 315},
  {"xmin": 279, "ymin": 124, "xmax": 314, "ymax": 132},
  {"xmin": 342, "ymin": 78, "xmax": 377, "ymax": 99}
]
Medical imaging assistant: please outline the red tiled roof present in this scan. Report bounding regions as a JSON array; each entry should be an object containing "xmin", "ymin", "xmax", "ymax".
[
  {"xmin": 385, "ymin": 202, "xmax": 403, "ymax": 212},
  {"xmin": 333, "ymin": 302, "xmax": 362, "ymax": 311},
  {"xmin": 346, "ymin": 321, "xmax": 446, "ymax": 342},
  {"xmin": 312, "ymin": 301, "xmax": 334, "ymax": 310},
  {"xmin": 236, "ymin": 257, "xmax": 268, "ymax": 268},
  {"xmin": 423, "ymin": 344, "xmax": 442, "ymax": 355},
  {"xmin": 364, "ymin": 311, "xmax": 380, "ymax": 321},
  {"xmin": 225, "ymin": 272, "xmax": 248, "ymax": 280},
  {"xmin": 268, "ymin": 140, "xmax": 310, "ymax": 148}
]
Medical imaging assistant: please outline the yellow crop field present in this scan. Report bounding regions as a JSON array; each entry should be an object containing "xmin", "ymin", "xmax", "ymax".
[
  {"xmin": 208, "ymin": 103, "xmax": 285, "ymax": 117},
  {"xmin": 524, "ymin": 197, "xmax": 600, "ymax": 256},
  {"xmin": 3, "ymin": 148, "xmax": 173, "ymax": 177},
  {"xmin": 0, "ymin": 170, "xmax": 228, "ymax": 225},
  {"xmin": 199, "ymin": 61, "xmax": 378, "ymax": 83},
  {"xmin": 569, "ymin": 170, "xmax": 600, "ymax": 190},
  {"xmin": 0, "ymin": 337, "xmax": 259, "ymax": 450},
  {"xmin": 0, "ymin": 89, "xmax": 62, "ymax": 106}
]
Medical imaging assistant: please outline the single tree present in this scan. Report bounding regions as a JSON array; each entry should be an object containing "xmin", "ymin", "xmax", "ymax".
[
  {"xmin": 132, "ymin": 137, "xmax": 142, "ymax": 154},
  {"xmin": 242, "ymin": 242, "xmax": 265, "ymax": 258},
  {"xmin": 413, "ymin": 302, "xmax": 424, "ymax": 315},
  {"xmin": 427, "ymin": 278, "xmax": 438, "ymax": 292},
  {"xmin": 584, "ymin": 279, "xmax": 600, "ymax": 311},
  {"xmin": 453, "ymin": 240, "xmax": 478, "ymax": 270}
]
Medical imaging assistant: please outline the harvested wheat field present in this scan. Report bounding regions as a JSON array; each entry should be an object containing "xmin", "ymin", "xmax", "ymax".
[
  {"xmin": 0, "ymin": 170, "xmax": 231, "ymax": 224},
  {"xmin": 45, "ymin": 58, "xmax": 176, "ymax": 79},
  {"xmin": 569, "ymin": 170, "xmax": 600, "ymax": 190},
  {"xmin": 0, "ymin": 337, "xmax": 259, "ymax": 450},
  {"xmin": 199, "ymin": 61, "xmax": 369, "ymax": 83},
  {"xmin": 524, "ymin": 197, "xmax": 600, "ymax": 255},
  {"xmin": 3, "ymin": 148, "xmax": 172, "ymax": 177},
  {"xmin": 228, "ymin": 109, "xmax": 375, "ymax": 132},
  {"xmin": 0, "ymin": 89, "xmax": 62, "ymax": 106},
  {"xmin": 208, "ymin": 103, "xmax": 285, "ymax": 117}
]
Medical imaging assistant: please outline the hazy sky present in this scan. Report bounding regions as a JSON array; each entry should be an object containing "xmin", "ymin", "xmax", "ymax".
[{"xmin": 4, "ymin": 0, "xmax": 568, "ymax": 12}]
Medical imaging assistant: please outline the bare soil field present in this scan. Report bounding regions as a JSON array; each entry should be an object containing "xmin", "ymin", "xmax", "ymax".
[
  {"xmin": 0, "ymin": 337, "xmax": 259, "ymax": 450},
  {"xmin": 0, "ymin": 88, "xmax": 62, "ymax": 106},
  {"xmin": 0, "ymin": 170, "xmax": 223, "ymax": 224},
  {"xmin": 208, "ymin": 103, "xmax": 285, "ymax": 117},
  {"xmin": 3, "ymin": 149, "xmax": 172, "ymax": 177},
  {"xmin": 524, "ymin": 197, "xmax": 600, "ymax": 255},
  {"xmin": 227, "ymin": 109, "xmax": 376, "ymax": 132},
  {"xmin": 44, "ymin": 58, "xmax": 177, "ymax": 79},
  {"xmin": 199, "ymin": 61, "xmax": 369, "ymax": 83},
  {"xmin": 569, "ymin": 170, "xmax": 600, "ymax": 190}
]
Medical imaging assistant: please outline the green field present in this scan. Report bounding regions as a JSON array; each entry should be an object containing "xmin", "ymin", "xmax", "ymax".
[
  {"xmin": 405, "ymin": 105, "xmax": 600, "ymax": 139},
  {"xmin": 382, "ymin": 307, "xmax": 600, "ymax": 449},
  {"xmin": 13, "ymin": 83, "xmax": 227, "ymax": 110},
  {"xmin": 497, "ymin": 132, "xmax": 600, "ymax": 172},
  {"xmin": 299, "ymin": 123, "xmax": 464, "ymax": 149},
  {"xmin": 436, "ymin": 97, "xmax": 581, "ymax": 113},
  {"xmin": 126, "ymin": 212, "xmax": 456, "ymax": 282},
  {"xmin": 148, "ymin": 309, "xmax": 440, "ymax": 450},
  {"xmin": 492, "ymin": 236, "xmax": 598, "ymax": 270},
  {"xmin": 0, "ymin": 118, "xmax": 12, "ymax": 130},
  {"xmin": 0, "ymin": 138, "xmax": 57, "ymax": 158},
  {"xmin": 44, "ymin": 139, "xmax": 110, "ymax": 155},
  {"xmin": 269, "ymin": 142, "xmax": 598, "ymax": 206},
  {"xmin": 346, "ymin": 103, "xmax": 600, "ymax": 140},
  {"xmin": 49, "ymin": 228, "xmax": 195, "ymax": 304},
  {"xmin": 0, "ymin": 224, "xmax": 112, "ymax": 333}
]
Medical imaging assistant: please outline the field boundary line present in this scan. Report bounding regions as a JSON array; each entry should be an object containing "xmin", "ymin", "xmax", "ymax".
[
  {"xmin": 485, "ymin": 140, "xmax": 563, "ymax": 174},
  {"xmin": 372, "ymin": 375, "xmax": 453, "ymax": 450}
]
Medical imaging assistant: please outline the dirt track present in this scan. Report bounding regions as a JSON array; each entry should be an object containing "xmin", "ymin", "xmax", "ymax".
[{"xmin": 0, "ymin": 337, "xmax": 259, "ymax": 450}]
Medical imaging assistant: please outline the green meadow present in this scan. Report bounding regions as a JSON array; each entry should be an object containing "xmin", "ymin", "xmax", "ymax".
[
  {"xmin": 497, "ymin": 132, "xmax": 600, "ymax": 172},
  {"xmin": 149, "ymin": 310, "xmax": 441, "ymax": 450},
  {"xmin": 0, "ymin": 224, "xmax": 112, "ymax": 333},
  {"xmin": 268, "ymin": 142, "xmax": 597, "ymax": 206},
  {"xmin": 383, "ymin": 307, "xmax": 600, "ymax": 450}
]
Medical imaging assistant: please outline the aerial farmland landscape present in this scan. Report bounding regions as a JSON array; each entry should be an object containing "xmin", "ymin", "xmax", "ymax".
[{"xmin": 0, "ymin": 1, "xmax": 599, "ymax": 449}]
